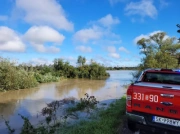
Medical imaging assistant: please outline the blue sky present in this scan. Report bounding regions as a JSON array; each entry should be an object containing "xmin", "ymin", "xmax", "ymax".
[{"xmin": 0, "ymin": 0, "xmax": 179, "ymax": 67}]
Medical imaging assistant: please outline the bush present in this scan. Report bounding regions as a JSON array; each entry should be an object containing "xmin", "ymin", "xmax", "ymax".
[
  {"xmin": 34, "ymin": 73, "xmax": 59, "ymax": 83},
  {"xmin": 67, "ymin": 93, "xmax": 99, "ymax": 113},
  {"xmin": 77, "ymin": 63, "xmax": 110, "ymax": 79},
  {"xmin": 0, "ymin": 58, "xmax": 38, "ymax": 90}
]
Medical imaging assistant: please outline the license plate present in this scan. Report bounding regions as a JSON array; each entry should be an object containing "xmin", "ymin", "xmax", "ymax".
[{"xmin": 153, "ymin": 116, "xmax": 180, "ymax": 127}]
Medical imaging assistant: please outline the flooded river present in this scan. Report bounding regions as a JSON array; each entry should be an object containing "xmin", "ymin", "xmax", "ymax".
[{"xmin": 0, "ymin": 70, "xmax": 135, "ymax": 133}]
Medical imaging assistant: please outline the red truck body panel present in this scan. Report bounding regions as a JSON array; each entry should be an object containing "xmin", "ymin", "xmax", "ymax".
[
  {"xmin": 132, "ymin": 83, "xmax": 180, "ymax": 119},
  {"xmin": 126, "ymin": 69, "xmax": 180, "ymax": 132}
]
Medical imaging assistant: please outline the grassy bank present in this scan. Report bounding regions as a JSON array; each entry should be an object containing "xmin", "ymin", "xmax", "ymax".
[{"xmin": 60, "ymin": 97, "xmax": 126, "ymax": 134}]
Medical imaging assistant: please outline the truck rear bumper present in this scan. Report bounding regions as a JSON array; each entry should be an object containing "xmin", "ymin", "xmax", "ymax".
[
  {"xmin": 126, "ymin": 111, "xmax": 180, "ymax": 134},
  {"xmin": 126, "ymin": 112, "xmax": 146, "ymax": 125}
]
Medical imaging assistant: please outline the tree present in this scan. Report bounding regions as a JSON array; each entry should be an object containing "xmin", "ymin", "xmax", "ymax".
[
  {"xmin": 176, "ymin": 24, "xmax": 180, "ymax": 65},
  {"xmin": 77, "ymin": 56, "xmax": 86, "ymax": 66},
  {"xmin": 136, "ymin": 32, "xmax": 180, "ymax": 69},
  {"xmin": 82, "ymin": 57, "xmax": 86, "ymax": 66},
  {"xmin": 177, "ymin": 24, "xmax": 180, "ymax": 42},
  {"xmin": 53, "ymin": 58, "xmax": 64, "ymax": 71},
  {"xmin": 77, "ymin": 56, "xmax": 82, "ymax": 66}
]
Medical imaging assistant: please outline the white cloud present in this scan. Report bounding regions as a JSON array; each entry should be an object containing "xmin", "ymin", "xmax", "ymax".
[
  {"xmin": 24, "ymin": 26, "xmax": 65, "ymax": 43},
  {"xmin": 0, "ymin": 15, "xmax": 8, "ymax": 21},
  {"xmin": 107, "ymin": 46, "xmax": 120, "ymax": 59},
  {"xmin": 109, "ymin": 52, "xmax": 120, "ymax": 58},
  {"xmin": 108, "ymin": 40, "xmax": 122, "ymax": 45},
  {"xmin": 74, "ymin": 14, "xmax": 121, "ymax": 44},
  {"xmin": 159, "ymin": 0, "xmax": 169, "ymax": 9},
  {"xmin": 74, "ymin": 26, "xmax": 103, "ymax": 43},
  {"xmin": 149, "ymin": 30, "xmax": 163, "ymax": 36},
  {"xmin": 24, "ymin": 26, "xmax": 64, "ymax": 53},
  {"xmin": 109, "ymin": 0, "xmax": 128, "ymax": 6},
  {"xmin": 93, "ymin": 55, "xmax": 113, "ymax": 66},
  {"xmin": 63, "ymin": 56, "xmax": 76, "ymax": 62},
  {"xmin": 0, "ymin": 26, "xmax": 25, "ymax": 52},
  {"xmin": 93, "ymin": 39, "xmax": 122, "ymax": 46},
  {"xmin": 34, "ymin": 45, "xmax": 60, "ymax": 53},
  {"xmin": 98, "ymin": 14, "xmax": 120, "ymax": 28},
  {"xmin": 15, "ymin": 0, "xmax": 74, "ymax": 31},
  {"xmin": 61, "ymin": 56, "xmax": 77, "ymax": 66},
  {"xmin": 107, "ymin": 46, "xmax": 116, "ymax": 53},
  {"xmin": 134, "ymin": 34, "xmax": 149, "ymax": 44},
  {"xmin": 76, "ymin": 45, "xmax": 92, "ymax": 53},
  {"xmin": 125, "ymin": 0, "xmax": 157, "ymax": 19},
  {"xmin": 29, "ymin": 58, "xmax": 53, "ymax": 65},
  {"xmin": 119, "ymin": 46, "xmax": 129, "ymax": 53}
]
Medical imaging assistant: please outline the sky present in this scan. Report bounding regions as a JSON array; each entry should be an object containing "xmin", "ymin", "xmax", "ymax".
[{"xmin": 0, "ymin": 0, "xmax": 179, "ymax": 67}]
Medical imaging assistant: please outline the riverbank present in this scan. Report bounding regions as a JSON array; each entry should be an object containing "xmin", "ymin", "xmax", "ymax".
[
  {"xmin": 1, "ymin": 96, "xmax": 127, "ymax": 134},
  {"xmin": 59, "ymin": 97, "xmax": 126, "ymax": 134}
]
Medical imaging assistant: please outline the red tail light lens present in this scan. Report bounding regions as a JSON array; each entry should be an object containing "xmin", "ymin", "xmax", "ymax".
[
  {"xmin": 126, "ymin": 86, "xmax": 133, "ymax": 112},
  {"xmin": 126, "ymin": 95, "xmax": 132, "ymax": 107}
]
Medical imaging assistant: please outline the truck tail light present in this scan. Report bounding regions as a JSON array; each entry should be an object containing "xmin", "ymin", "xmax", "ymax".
[
  {"xmin": 127, "ymin": 95, "xmax": 132, "ymax": 107},
  {"xmin": 126, "ymin": 87, "xmax": 133, "ymax": 110}
]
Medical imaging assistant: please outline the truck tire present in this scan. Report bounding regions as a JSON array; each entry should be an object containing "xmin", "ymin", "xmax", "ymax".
[{"xmin": 127, "ymin": 120, "xmax": 139, "ymax": 132}]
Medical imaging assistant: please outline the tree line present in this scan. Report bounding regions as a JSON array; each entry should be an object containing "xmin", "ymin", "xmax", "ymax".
[
  {"xmin": 0, "ymin": 56, "xmax": 109, "ymax": 91},
  {"xmin": 106, "ymin": 67, "xmax": 138, "ymax": 70}
]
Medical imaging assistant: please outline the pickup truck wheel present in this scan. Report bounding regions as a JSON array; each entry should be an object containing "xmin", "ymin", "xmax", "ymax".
[{"xmin": 127, "ymin": 120, "xmax": 139, "ymax": 132}]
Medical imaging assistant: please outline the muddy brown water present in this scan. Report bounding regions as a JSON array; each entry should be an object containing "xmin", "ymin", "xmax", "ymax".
[{"xmin": 0, "ymin": 70, "xmax": 135, "ymax": 133}]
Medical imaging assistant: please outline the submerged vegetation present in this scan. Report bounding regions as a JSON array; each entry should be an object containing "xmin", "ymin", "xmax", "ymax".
[
  {"xmin": 60, "ymin": 97, "xmax": 126, "ymax": 134},
  {"xmin": 3, "ymin": 94, "xmax": 126, "ymax": 134},
  {"xmin": 0, "ymin": 56, "xmax": 109, "ymax": 91},
  {"xmin": 67, "ymin": 93, "xmax": 99, "ymax": 113}
]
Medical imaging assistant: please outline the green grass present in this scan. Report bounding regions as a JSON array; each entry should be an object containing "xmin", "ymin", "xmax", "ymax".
[{"xmin": 60, "ymin": 97, "xmax": 126, "ymax": 134}]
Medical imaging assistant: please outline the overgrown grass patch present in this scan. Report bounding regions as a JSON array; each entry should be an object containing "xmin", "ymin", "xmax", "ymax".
[{"xmin": 60, "ymin": 97, "xmax": 126, "ymax": 134}]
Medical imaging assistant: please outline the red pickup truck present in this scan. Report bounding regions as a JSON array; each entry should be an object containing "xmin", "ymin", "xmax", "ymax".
[{"xmin": 126, "ymin": 69, "xmax": 180, "ymax": 134}]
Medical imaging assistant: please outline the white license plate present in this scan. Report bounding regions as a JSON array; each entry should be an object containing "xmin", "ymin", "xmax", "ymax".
[{"xmin": 153, "ymin": 116, "xmax": 180, "ymax": 127}]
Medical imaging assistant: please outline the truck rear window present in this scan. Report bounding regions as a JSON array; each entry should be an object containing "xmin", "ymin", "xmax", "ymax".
[{"xmin": 142, "ymin": 72, "xmax": 180, "ymax": 85}]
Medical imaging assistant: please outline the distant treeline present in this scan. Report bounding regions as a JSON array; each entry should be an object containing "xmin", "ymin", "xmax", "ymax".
[
  {"xmin": 0, "ymin": 56, "xmax": 109, "ymax": 91},
  {"xmin": 106, "ymin": 66, "xmax": 138, "ymax": 70}
]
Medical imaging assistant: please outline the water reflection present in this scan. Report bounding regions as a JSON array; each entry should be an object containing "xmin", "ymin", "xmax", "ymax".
[
  {"xmin": 0, "ymin": 88, "xmax": 39, "ymax": 120},
  {"xmin": 0, "ymin": 70, "xmax": 135, "ymax": 133},
  {"xmin": 0, "ymin": 87, "xmax": 39, "ymax": 103},
  {"xmin": 55, "ymin": 79, "xmax": 106, "ymax": 99}
]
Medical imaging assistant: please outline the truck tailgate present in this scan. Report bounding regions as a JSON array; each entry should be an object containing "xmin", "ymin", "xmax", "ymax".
[{"xmin": 132, "ymin": 82, "xmax": 180, "ymax": 120}]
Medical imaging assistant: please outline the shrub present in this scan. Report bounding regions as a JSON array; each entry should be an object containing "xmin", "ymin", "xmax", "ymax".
[
  {"xmin": 67, "ymin": 93, "xmax": 99, "ymax": 113},
  {"xmin": 34, "ymin": 73, "xmax": 59, "ymax": 83},
  {"xmin": 0, "ymin": 58, "xmax": 38, "ymax": 90}
]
